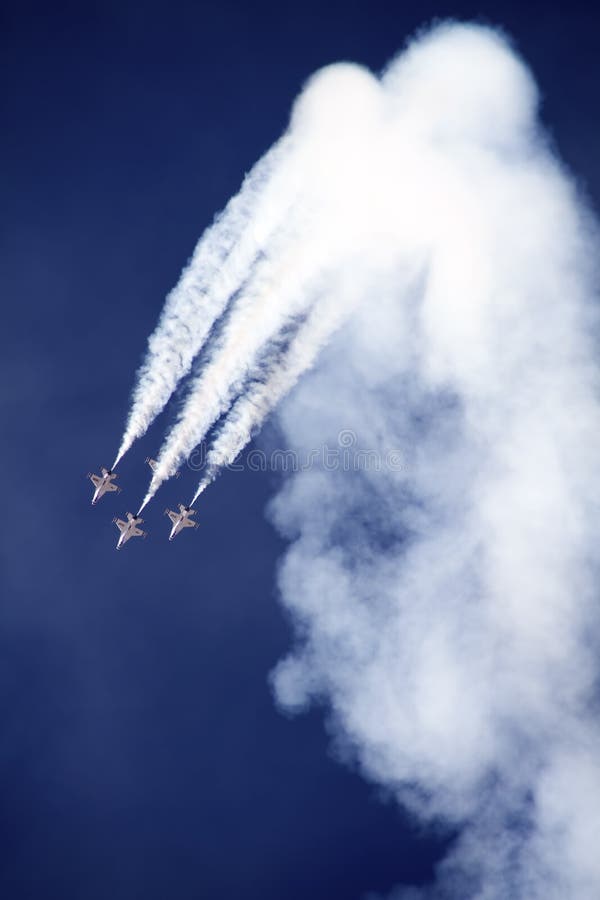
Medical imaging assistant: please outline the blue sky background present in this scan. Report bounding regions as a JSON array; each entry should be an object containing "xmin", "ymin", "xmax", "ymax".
[{"xmin": 2, "ymin": 2, "xmax": 599, "ymax": 897}]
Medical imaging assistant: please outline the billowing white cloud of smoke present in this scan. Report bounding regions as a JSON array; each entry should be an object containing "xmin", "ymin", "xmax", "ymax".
[
  {"xmin": 117, "ymin": 20, "xmax": 600, "ymax": 896},
  {"xmin": 263, "ymin": 23, "xmax": 600, "ymax": 900},
  {"xmin": 113, "ymin": 134, "xmax": 300, "ymax": 468}
]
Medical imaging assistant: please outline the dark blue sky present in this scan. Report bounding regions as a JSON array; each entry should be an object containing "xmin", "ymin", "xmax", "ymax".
[{"xmin": 2, "ymin": 2, "xmax": 599, "ymax": 898}]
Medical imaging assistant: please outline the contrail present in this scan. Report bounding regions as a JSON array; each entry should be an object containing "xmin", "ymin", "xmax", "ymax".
[
  {"xmin": 137, "ymin": 237, "xmax": 328, "ymax": 509},
  {"xmin": 113, "ymin": 134, "xmax": 300, "ymax": 469},
  {"xmin": 137, "ymin": 63, "xmax": 383, "ymax": 506},
  {"xmin": 189, "ymin": 294, "xmax": 349, "ymax": 505}
]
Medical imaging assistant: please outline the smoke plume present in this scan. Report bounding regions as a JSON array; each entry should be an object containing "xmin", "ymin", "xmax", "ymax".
[{"xmin": 119, "ymin": 21, "xmax": 600, "ymax": 898}]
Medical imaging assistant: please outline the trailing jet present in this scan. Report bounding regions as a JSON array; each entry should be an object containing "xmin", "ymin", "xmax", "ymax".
[
  {"xmin": 146, "ymin": 457, "xmax": 180, "ymax": 478},
  {"xmin": 113, "ymin": 512, "xmax": 147, "ymax": 550},
  {"xmin": 88, "ymin": 467, "xmax": 120, "ymax": 505},
  {"xmin": 165, "ymin": 504, "xmax": 198, "ymax": 541}
]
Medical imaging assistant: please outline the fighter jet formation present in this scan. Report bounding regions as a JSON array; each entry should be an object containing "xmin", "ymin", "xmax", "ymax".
[
  {"xmin": 88, "ymin": 55, "xmax": 374, "ymax": 547},
  {"xmin": 88, "ymin": 461, "xmax": 195, "ymax": 549}
]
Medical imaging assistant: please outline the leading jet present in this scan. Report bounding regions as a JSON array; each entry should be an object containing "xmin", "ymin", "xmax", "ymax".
[
  {"xmin": 165, "ymin": 504, "xmax": 198, "ymax": 541},
  {"xmin": 88, "ymin": 467, "xmax": 120, "ymax": 505},
  {"xmin": 113, "ymin": 512, "xmax": 147, "ymax": 550}
]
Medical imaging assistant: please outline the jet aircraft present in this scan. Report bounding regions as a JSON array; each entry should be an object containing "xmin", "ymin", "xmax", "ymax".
[
  {"xmin": 113, "ymin": 512, "xmax": 147, "ymax": 549},
  {"xmin": 165, "ymin": 504, "xmax": 198, "ymax": 541},
  {"xmin": 88, "ymin": 467, "xmax": 120, "ymax": 505},
  {"xmin": 146, "ymin": 457, "xmax": 180, "ymax": 478}
]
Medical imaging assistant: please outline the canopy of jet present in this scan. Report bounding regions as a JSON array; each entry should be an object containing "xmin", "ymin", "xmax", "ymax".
[{"xmin": 87, "ymin": 459, "xmax": 197, "ymax": 549}]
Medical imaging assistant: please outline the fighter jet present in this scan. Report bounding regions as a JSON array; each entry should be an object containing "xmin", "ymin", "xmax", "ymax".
[
  {"xmin": 113, "ymin": 512, "xmax": 147, "ymax": 549},
  {"xmin": 165, "ymin": 504, "xmax": 198, "ymax": 541},
  {"xmin": 146, "ymin": 457, "xmax": 180, "ymax": 478},
  {"xmin": 88, "ymin": 467, "xmax": 120, "ymax": 505}
]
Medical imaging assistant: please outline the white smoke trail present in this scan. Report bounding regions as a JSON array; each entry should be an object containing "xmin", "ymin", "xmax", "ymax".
[
  {"xmin": 139, "ymin": 235, "xmax": 324, "ymax": 506},
  {"xmin": 113, "ymin": 135, "xmax": 300, "ymax": 468},
  {"xmin": 189, "ymin": 293, "xmax": 352, "ymax": 506},
  {"xmin": 139, "ymin": 65, "xmax": 384, "ymax": 506}
]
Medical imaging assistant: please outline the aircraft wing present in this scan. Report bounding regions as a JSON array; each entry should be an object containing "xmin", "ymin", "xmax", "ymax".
[
  {"xmin": 167, "ymin": 511, "xmax": 179, "ymax": 524},
  {"xmin": 182, "ymin": 518, "xmax": 196, "ymax": 529},
  {"xmin": 106, "ymin": 481, "xmax": 119, "ymax": 492},
  {"xmin": 132, "ymin": 527, "xmax": 145, "ymax": 538},
  {"xmin": 115, "ymin": 519, "xmax": 127, "ymax": 532},
  {"xmin": 90, "ymin": 475, "xmax": 102, "ymax": 487}
]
